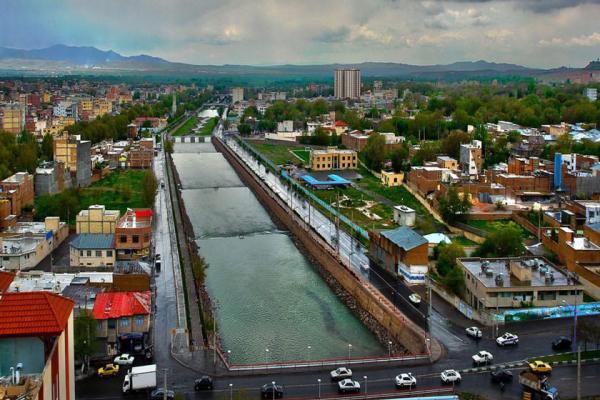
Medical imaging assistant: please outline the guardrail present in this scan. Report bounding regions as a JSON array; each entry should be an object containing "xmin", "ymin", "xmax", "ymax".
[{"xmin": 281, "ymin": 387, "xmax": 455, "ymax": 400}]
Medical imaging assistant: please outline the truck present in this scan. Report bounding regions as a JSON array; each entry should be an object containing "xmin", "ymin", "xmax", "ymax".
[
  {"xmin": 519, "ymin": 371, "xmax": 559, "ymax": 400},
  {"xmin": 122, "ymin": 364, "xmax": 157, "ymax": 393}
]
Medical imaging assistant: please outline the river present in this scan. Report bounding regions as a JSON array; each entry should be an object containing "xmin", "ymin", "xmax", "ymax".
[{"xmin": 173, "ymin": 142, "xmax": 384, "ymax": 364}]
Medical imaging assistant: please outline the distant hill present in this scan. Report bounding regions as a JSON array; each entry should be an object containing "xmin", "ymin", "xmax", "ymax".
[{"xmin": 0, "ymin": 44, "xmax": 584, "ymax": 80}]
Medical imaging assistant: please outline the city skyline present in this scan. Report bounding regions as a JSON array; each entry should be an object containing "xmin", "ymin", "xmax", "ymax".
[{"xmin": 2, "ymin": 0, "xmax": 600, "ymax": 68}]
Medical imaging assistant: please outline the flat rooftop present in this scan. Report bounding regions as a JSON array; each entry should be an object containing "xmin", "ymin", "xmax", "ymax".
[{"xmin": 459, "ymin": 257, "xmax": 576, "ymax": 289}]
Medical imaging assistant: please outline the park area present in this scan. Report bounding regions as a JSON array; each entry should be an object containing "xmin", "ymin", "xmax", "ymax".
[
  {"xmin": 172, "ymin": 116, "xmax": 197, "ymax": 136},
  {"xmin": 249, "ymin": 142, "xmax": 312, "ymax": 165},
  {"xmin": 198, "ymin": 117, "xmax": 218, "ymax": 136}
]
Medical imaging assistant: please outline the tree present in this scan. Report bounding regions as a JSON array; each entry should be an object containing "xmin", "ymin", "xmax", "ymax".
[
  {"xmin": 142, "ymin": 170, "xmax": 158, "ymax": 207},
  {"xmin": 164, "ymin": 139, "xmax": 174, "ymax": 154},
  {"xmin": 445, "ymin": 266, "xmax": 465, "ymax": 297},
  {"xmin": 41, "ymin": 134, "xmax": 54, "ymax": 161},
  {"xmin": 390, "ymin": 146, "xmax": 408, "ymax": 173},
  {"xmin": 237, "ymin": 123, "xmax": 251, "ymax": 136},
  {"xmin": 438, "ymin": 187, "xmax": 471, "ymax": 224},
  {"xmin": 312, "ymin": 127, "xmax": 331, "ymax": 146},
  {"xmin": 74, "ymin": 309, "xmax": 97, "ymax": 367},
  {"xmin": 363, "ymin": 133, "xmax": 386, "ymax": 171},
  {"xmin": 474, "ymin": 221, "xmax": 525, "ymax": 257},
  {"xmin": 191, "ymin": 253, "xmax": 209, "ymax": 287},
  {"xmin": 436, "ymin": 243, "xmax": 466, "ymax": 277},
  {"xmin": 441, "ymin": 130, "xmax": 472, "ymax": 159}
]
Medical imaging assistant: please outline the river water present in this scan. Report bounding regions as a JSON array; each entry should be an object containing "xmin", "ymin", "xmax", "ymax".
[{"xmin": 173, "ymin": 142, "xmax": 383, "ymax": 364}]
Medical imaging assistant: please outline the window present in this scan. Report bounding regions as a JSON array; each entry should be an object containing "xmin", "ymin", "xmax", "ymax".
[
  {"xmin": 96, "ymin": 250, "xmax": 102, "ymax": 257},
  {"xmin": 107, "ymin": 250, "xmax": 113, "ymax": 257},
  {"xmin": 132, "ymin": 235, "xmax": 139, "ymax": 243},
  {"xmin": 80, "ymin": 251, "xmax": 84, "ymax": 257},
  {"xmin": 120, "ymin": 318, "xmax": 129, "ymax": 327},
  {"xmin": 86, "ymin": 250, "xmax": 92, "ymax": 257},
  {"xmin": 135, "ymin": 315, "xmax": 145, "ymax": 326},
  {"xmin": 97, "ymin": 321, "xmax": 103, "ymax": 331},
  {"xmin": 120, "ymin": 235, "xmax": 127, "ymax": 243},
  {"xmin": 107, "ymin": 319, "xmax": 116, "ymax": 329}
]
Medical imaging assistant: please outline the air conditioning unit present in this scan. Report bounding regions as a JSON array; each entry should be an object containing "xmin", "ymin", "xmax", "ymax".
[{"xmin": 495, "ymin": 273, "xmax": 504, "ymax": 286}]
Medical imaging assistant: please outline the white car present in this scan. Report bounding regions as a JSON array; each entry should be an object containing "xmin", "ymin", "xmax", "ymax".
[
  {"xmin": 465, "ymin": 326, "xmax": 482, "ymax": 339},
  {"xmin": 330, "ymin": 367, "xmax": 352, "ymax": 381},
  {"xmin": 409, "ymin": 293, "xmax": 421, "ymax": 305},
  {"xmin": 472, "ymin": 350, "xmax": 494, "ymax": 365},
  {"xmin": 395, "ymin": 373, "xmax": 417, "ymax": 389},
  {"xmin": 113, "ymin": 354, "xmax": 135, "ymax": 366},
  {"xmin": 440, "ymin": 369, "xmax": 462, "ymax": 384},
  {"xmin": 337, "ymin": 379, "xmax": 360, "ymax": 393},
  {"xmin": 496, "ymin": 332, "xmax": 519, "ymax": 346}
]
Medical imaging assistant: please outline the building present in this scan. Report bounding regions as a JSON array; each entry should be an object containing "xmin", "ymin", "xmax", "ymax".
[
  {"xmin": 334, "ymin": 69, "xmax": 361, "ymax": 100},
  {"xmin": 115, "ymin": 209, "xmax": 153, "ymax": 260},
  {"xmin": 0, "ymin": 291, "xmax": 75, "ymax": 400},
  {"xmin": 127, "ymin": 143, "xmax": 153, "ymax": 169},
  {"xmin": 583, "ymin": 87, "xmax": 598, "ymax": 102},
  {"xmin": 231, "ymin": 87, "xmax": 244, "ymax": 104},
  {"xmin": 34, "ymin": 161, "xmax": 72, "ymax": 196},
  {"xmin": 458, "ymin": 257, "xmax": 583, "ymax": 313},
  {"xmin": 92, "ymin": 291, "xmax": 151, "ymax": 343},
  {"xmin": 341, "ymin": 131, "xmax": 369, "ymax": 152},
  {"xmin": 76, "ymin": 205, "xmax": 120, "ymax": 234},
  {"xmin": 53, "ymin": 132, "xmax": 92, "ymax": 187},
  {"xmin": 381, "ymin": 170, "xmax": 404, "ymax": 187},
  {"xmin": 437, "ymin": 156, "xmax": 459, "ymax": 170},
  {"xmin": 393, "ymin": 205, "xmax": 416, "ymax": 226},
  {"xmin": 0, "ymin": 172, "xmax": 34, "ymax": 217},
  {"xmin": 69, "ymin": 234, "xmax": 116, "ymax": 268},
  {"xmin": 309, "ymin": 147, "xmax": 357, "ymax": 171},
  {"xmin": 369, "ymin": 226, "xmax": 429, "ymax": 283},
  {"xmin": 0, "ymin": 103, "xmax": 26, "ymax": 134},
  {"xmin": 460, "ymin": 140, "xmax": 483, "ymax": 176}
]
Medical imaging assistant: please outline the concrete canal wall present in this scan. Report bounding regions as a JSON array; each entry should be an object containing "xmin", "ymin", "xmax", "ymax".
[{"xmin": 213, "ymin": 136, "xmax": 427, "ymax": 355}]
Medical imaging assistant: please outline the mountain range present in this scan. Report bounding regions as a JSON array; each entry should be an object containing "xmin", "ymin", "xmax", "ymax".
[{"xmin": 0, "ymin": 44, "xmax": 582, "ymax": 80}]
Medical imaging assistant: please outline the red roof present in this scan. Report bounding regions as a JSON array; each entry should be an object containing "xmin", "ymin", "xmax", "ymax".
[
  {"xmin": 0, "ymin": 292, "xmax": 74, "ymax": 337},
  {"xmin": 92, "ymin": 291, "xmax": 151, "ymax": 320},
  {"xmin": 335, "ymin": 120, "xmax": 348, "ymax": 127},
  {"xmin": 0, "ymin": 271, "xmax": 15, "ymax": 292},
  {"xmin": 134, "ymin": 209, "xmax": 153, "ymax": 218}
]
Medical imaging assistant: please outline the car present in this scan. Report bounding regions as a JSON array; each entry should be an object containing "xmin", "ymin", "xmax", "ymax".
[
  {"xmin": 552, "ymin": 336, "xmax": 572, "ymax": 351},
  {"xmin": 113, "ymin": 353, "xmax": 135, "ymax": 365},
  {"xmin": 472, "ymin": 350, "xmax": 494, "ymax": 365},
  {"xmin": 409, "ymin": 293, "xmax": 422, "ymax": 305},
  {"xmin": 330, "ymin": 367, "xmax": 352, "ymax": 381},
  {"xmin": 97, "ymin": 363, "xmax": 119, "ymax": 377},
  {"xmin": 395, "ymin": 373, "xmax": 417, "ymax": 389},
  {"xmin": 440, "ymin": 369, "xmax": 462, "ymax": 384},
  {"xmin": 150, "ymin": 388, "xmax": 175, "ymax": 400},
  {"xmin": 496, "ymin": 332, "xmax": 519, "ymax": 346},
  {"xmin": 338, "ymin": 379, "xmax": 361, "ymax": 393},
  {"xmin": 194, "ymin": 376, "xmax": 213, "ymax": 391},
  {"xmin": 261, "ymin": 383, "xmax": 283, "ymax": 399},
  {"xmin": 466, "ymin": 326, "xmax": 483, "ymax": 339},
  {"xmin": 529, "ymin": 360, "xmax": 553, "ymax": 374},
  {"xmin": 490, "ymin": 367, "xmax": 513, "ymax": 384}
]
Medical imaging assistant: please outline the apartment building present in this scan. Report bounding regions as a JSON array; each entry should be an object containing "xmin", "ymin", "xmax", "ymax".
[
  {"xmin": 341, "ymin": 131, "xmax": 369, "ymax": 151},
  {"xmin": 460, "ymin": 140, "xmax": 483, "ymax": 176},
  {"xmin": 69, "ymin": 234, "xmax": 116, "ymax": 268},
  {"xmin": 437, "ymin": 156, "xmax": 459, "ymax": 170},
  {"xmin": 231, "ymin": 87, "xmax": 244, "ymax": 103},
  {"xmin": 53, "ymin": 132, "xmax": 92, "ymax": 187},
  {"xmin": 0, "ymin": 172, "xmax": 34, "ymax": 217},
  {"xmin": 309, "ymin": 147, "xmax": 357, "ymax": 171},
  {"xmin": 115, "ymin": 209, "xmax": 153, "ymax": 260},
  {"xmin": 334, "ymin": 69, "xmax": 361, "ymax": 99},
  {"xmin": 0, "ymin": 103, "xmax": 26, "ymax": 134},
  {"xmin": 35, "ymin": 161, "xmax": 72, "ymax": 196},
  {"xmin": 76, "ymin": 205, "xmax": 120, "ymax": 234},
  {"xmin": 381, "ymin": 170, "xmax": 404, "ymax": 187},
  {"xmin": 92, "ymin": 291, "xmax": 151, "ymax": 343}
]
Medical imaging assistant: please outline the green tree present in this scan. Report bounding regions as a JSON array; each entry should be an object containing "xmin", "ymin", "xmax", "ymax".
[
  {"xmin": 438, "ymin": 187, "xmax": 471, "ymax": 224},
  {"xmin": 74, "ymin": 309, "xmax": 97, "ymax": 366},
  {"xmin": 441, "ymin": 130, "xmax": 472, "ymax": 159},
  {"xmin": 312, "ymin": 127, "xmax": 331, "ymax": 146},
  {"xmin": 363, "ymin": 133, "xmax": 386, "ymax": 171},
  {"xmin": 445, "ymin": 266, "xmax": 465, "ymax": 297},
  {"xmin": 390, "ymin": 146, "xmax": 408, "ymax": 173},
  {"xmin": 237, "ymin": 123, "xmax": 251, "ymax": 136},
  {"xmin": 436, "ymin": 243, "xmax": 466, "ymax": 277},
  {"xmin": 164, "ymin": 140, "xmax": 174, "ymax": 154},
  {"xmin": 474, "ymin": 221, "xmax": 525, "ymax": 257},
  {"xmin": 141, "ymin": 170, "xmax": 158, "ymax": 207},
  {"xmin": 41, "ymin": 134, "xmax": 54, "ymax": 161}
]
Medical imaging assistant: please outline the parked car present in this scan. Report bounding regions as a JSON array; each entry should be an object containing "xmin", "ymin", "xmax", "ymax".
[
  {"xmin": 395, "ymin": 373, "xmax": 417, "ymax": 389},
  {"xmin": 97, "ymin": 363, "xmax": 119, "ymax": 377},
  {"xmin": 472, "ymin": 350, "xmax": 494, "ymax": 366},
  {"xmin": 409, "ymin": 293, "xmax": 421, "ymax": 305},
  {"xmin": 194, "ymin": 376, "xmax": 213, "ymax": 391},
  {"xmin": 113, "ymin": 353, "xmax": 135, "ymax": 366},
  {"xmin": 330, "ymin": 367, "xmax": 352, "ymax": 381},
  {"xmin": 440, "ymin": 370, "xmax": 462, "ymax": 384},
  {"xmin": 466, "ymin": 326, "xmax": 482, "ymax": 339},
  {"xmin": 261, "ymin": 383, "xmax": 283, "ymax": 399},
  {"xmin": 338, "ymin": 379, "xmax": 361, "ymax": 393},
  {"xmin": 496, "ymin": 332, "xmax": 519, "ymax": 346},
  {"xmin": 150, "ymin": 388, "xmax": 175, "ymax": 400},
  {"xmin": 529, "ymin": 360, "xmax": 553, "ymax": 374},
  {"xmin": 552, "ymin": 336, "xmax": 572, "ymax": 351},
  {"xmin": 490, "ymin": 367, "xmax": 513, "ymax": 384}
]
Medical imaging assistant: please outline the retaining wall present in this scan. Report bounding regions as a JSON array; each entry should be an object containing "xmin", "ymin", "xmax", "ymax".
[{"xmin": 213, "ymin": 136, "xmax": 427, "ymax": 355}]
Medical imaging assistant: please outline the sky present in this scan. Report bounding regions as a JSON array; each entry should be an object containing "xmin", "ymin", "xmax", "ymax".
[{"xmin": 2, "ymin": 0, "xmax": 600, "ymax": 68}]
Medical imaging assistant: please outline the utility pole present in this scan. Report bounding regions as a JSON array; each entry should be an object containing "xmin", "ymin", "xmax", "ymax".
[
  {"xmin": 577, "ymin": 345, "xmax": 581, "ymax": 400},
  {"xmin": 163, "ymin": 368, "xmax": 168, "ymax": 400},
  {"xmin": 335, "ymin": 191, "xmax": 340, "ymax": 255}
]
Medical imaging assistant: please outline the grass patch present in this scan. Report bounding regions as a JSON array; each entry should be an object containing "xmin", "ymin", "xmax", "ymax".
[
  {"xmin": 291, "ymin": 149, "xmax": 310, "ymax": 163},
  {"xmin": 530, "ymin": 350, "xmax": 600, "ymax": 364},
  {"xmin": 173, "ymin": 116, "xmax": 198, "ymax": 136},
  {"xmin": 251, "ymin": 143, "xmax": 307, "ymax": 165},
  {"xmin": 452, "ymin": 236, "xmax": 478, "ymax": 246},
  {"xmin": 199, "ymin": 117, "xmax": 218, "ymax": 136},
  {"xmin": 467, "ymin": 219, "xmax": 534, "ymax": 240},
  {"xmin": 79, "ymin": 170, "xmax": 147, "ymax": 214}
]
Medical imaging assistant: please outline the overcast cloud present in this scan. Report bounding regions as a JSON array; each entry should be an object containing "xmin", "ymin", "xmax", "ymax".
[{"xmin": 1, "ymin": 0, "xmax": 599, "ymax": 68}]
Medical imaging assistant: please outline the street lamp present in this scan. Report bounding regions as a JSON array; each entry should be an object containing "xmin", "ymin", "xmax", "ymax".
[
  {"xmin": 229, "ymin": 383, "xmax": 233, "ymax": 400},
  {"xmin": 265, "ymin": 348, "xmax": 270, "ymax": 364},
  {"xmin": 364, "ymin": 376, "xmax": 368, "ymax": 399},
  {"xmin": 388, "ymin": 341, "xmax": 392, "ymax": 358},
  {"xmin": 307, "ymin": 345, "xmax": 312, "ymax": 361},
  {"xmin": 562, "ymin": 298, "xmax": 578, "ymax": 353},
  {"xmin": 317, "ymin": 379, "xmax": 321, "ymax": 399},
  {"xmin": 348, "ymin": 343, "xmax": 352, "ymax": 359},
  {"xmin": 272, "ymin": 381, "xmax": 276, "ymax": 400}
]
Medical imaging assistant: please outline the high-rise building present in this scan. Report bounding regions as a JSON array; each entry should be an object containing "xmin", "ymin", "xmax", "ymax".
[
  {"xmin": 231, "ymin": 87, "xmax": 244, "ymax": 103},
  {"xmin": 53, "ymin": 132, "xmax": 92, "ymax": 187},
  {"xmin": 334, "ymin": 69, "xmax": 361, "ymax": 99}
]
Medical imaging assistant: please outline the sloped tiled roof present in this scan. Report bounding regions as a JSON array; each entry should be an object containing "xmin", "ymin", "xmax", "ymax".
[
  {"xmin": 0, "ymin": 271, "xmax": 15, "ymax": 292},
  {"xmin": 0, "ymin": 292, "xmax": 74, "ymax": 337},
  {"xmin": 381, "ymin": 226, "xmax": 428, "ymax": 251},
  {"xmin": 92, "ymin": 291, "xmax": 151, "ymax": 320},
  {"xmin": 70, "ymin": 234, "xmax": 115, "ymax": 250}
]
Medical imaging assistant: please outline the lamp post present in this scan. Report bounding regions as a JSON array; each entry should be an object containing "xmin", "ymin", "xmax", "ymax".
[
  {"xmin": 388, "ymin": 341, "xmax": 392, "ymax": 358},
  {"xmin": 272, "ymin": 381, "xmax": 276, "ymax": 400},
  {"xmin": 265, "ymin": 348, "xmax": 270, "ymax": 364},
  {"xmin": 364, "ymin": 376, "xmax": 368, "ymax": 399},
  {"xmin": 348, "ymin": 343, "xmax": 352, "ymax": 360},
  {"xmin": 229, "ymin": 383, "xmax": 233, "ymax": 400},
  {"xmin": 317, "ymin": 379, "xmax": 321, "ymax": 399},
  {"xmin": 307, "ymin": 345, "xmax": 312, "ymax": 361}
]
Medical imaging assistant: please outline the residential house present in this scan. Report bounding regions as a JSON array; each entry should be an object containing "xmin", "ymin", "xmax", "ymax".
[
  {"xmin": 69, "ymin": 234, "xmax": 115, "ymax": 268},
  {"xmin": 381, "ymin": 170, "xmax": 404, "ymax": 187},
  {"xmin": 76, "ymin": 205, "xmax": 120, "ymax": 234},
  {"xmin": 53, "ymin": 132, "xmax": 92, "ymax": 187},
  {"xmin": 115, "ymin": 209, "xmax": 153, "ymax": 260},
  {"xmin": 309, "ymin": 147, "xmax": 357, "ymax": 171},
  {"xmin": 0, "ymin": 172, "xmax": 34, "ymax": 217},
  {"xmin": 92, "ymin": 291, "xmax": 151, "ymax": 344}
]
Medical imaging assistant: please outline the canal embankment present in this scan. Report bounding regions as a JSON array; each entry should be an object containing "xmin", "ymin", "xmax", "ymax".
[{"xmin": 212, "ymin": 136, "xmax": 428, "ymax": 356}]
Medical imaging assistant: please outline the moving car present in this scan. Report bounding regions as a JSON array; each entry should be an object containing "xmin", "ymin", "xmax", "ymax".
[
  {"xmin": 97, "ymin": 363, "xmax": 119, "ymax": 377},
  {"xmin": 529, "ymin": 360, "xmax": 553, "ymax": 374},
  {"xmin": 472, "ymin": 350, "xmax": 494, "ymax": 365},
  {"xmin": 466, "ymin": 326, "xmax": 482, "ymax": 339},
  {"xmin": 440, "ymin": 369, "xmax": 461, "ymax": 384},
  {"xmin": 194, "ymin": 376, "xmax": 213, "ymax": 391},
  {"xmin": 338, "ymin": 379, "xmax": 361, "ymax": 393},
  {"xmin": 496, "ymin": 332, "xmax": 519, "ymax": 346},
  {"xmin": 330, "ymin": 367, "xmax": 352, "ymax": 381},
  {"xmin": 113, "ymin": 353, "xmax": 135, "ymax": 365},
  {"xmin": 261, "ymin": 383, "xmax": 283, "ymax": 399},
  {"xmin": 490, "ymin": 367, "xmax": 513, "ymax": 383},
  {"xmin": 395, "ymin": 373, "xmax": 417, "ymax": 389},
  {"xmin": 552, "ymin": 336, "xmax": 572, "ymax": 351},
  {"xmin": 150, "ymin": 388, "xmax": 175, "ymax": 400},
  {"xmin": 409, "ymin": 293, "xmax": 421, "ymax": 305}
]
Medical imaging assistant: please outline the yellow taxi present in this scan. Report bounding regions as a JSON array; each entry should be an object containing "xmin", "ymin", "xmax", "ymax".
[
  {"xmin": 97, "ymin": 363, "xmax": 120, "ymax": 377},
  {"xmin": 528, "ymin": 360, "xmax": 552, "ymax": 374}
]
